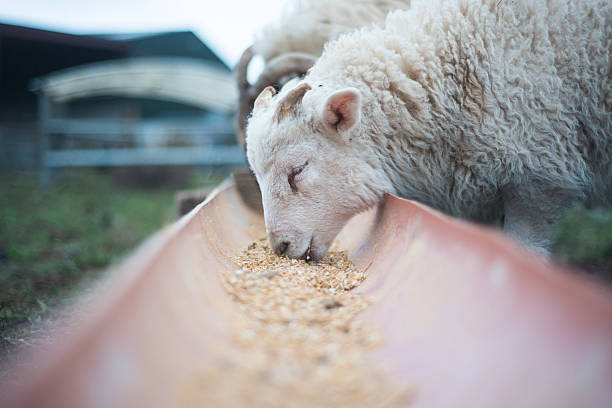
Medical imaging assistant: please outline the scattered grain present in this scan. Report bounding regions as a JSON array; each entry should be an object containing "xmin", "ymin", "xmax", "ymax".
[{"xmin": 183, "ymin": 241, "xmax": 412, "ymax": 407}]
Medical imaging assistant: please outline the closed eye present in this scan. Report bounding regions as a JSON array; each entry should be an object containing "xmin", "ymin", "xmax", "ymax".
[{"xmin": 288, "ymin": 161, "xmax": 308, "ymax": 192}]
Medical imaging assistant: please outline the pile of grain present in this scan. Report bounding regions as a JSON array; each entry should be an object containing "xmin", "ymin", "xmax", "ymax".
[{"xmin": 184, "ymin": 239, "xmax": 411, "ymax": 407}]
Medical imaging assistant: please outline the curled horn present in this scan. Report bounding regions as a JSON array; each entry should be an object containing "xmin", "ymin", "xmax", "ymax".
[
  {"xmin": 273, "ymin": 82, "xmax": 312, "ymax": 122},
  {"xmin": 235, "ymin": 46, "xmax": 255, "ymax": 148},
  {"xmin": 252, "ymin": 52, "xmax": 317, "ymax": 92},
  {"xmin": 234, "ymin": 48, "xmax": 317, "ymax": 147}
]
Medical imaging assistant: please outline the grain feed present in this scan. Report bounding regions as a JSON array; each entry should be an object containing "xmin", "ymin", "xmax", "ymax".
[{"xmin": 183, "ymin": 239, "xmax": 412, "ymax": 407}]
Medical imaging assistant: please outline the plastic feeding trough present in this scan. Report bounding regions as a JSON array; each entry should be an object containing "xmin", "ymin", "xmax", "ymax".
[{"xmin": 4, "ymin": 178, "xmax": 612, "ymax": 408}]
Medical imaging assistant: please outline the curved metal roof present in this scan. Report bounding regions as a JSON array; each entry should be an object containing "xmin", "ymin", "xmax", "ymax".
[{"xmin": 34, "ymin": 57, "xmax": 237, "ymax": 113}]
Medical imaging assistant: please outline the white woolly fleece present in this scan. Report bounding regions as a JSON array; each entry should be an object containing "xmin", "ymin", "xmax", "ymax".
[
  {"xmin": 248, "ymin": 0, "xmax": 611, "ymax": 257},
  {"xmin": 253, "ymin": 0, "xmax": 411, "ymax": 60}
]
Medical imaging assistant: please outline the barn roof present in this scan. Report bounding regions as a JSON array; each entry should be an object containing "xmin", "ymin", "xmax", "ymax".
[
  {"xmin": 0, "ymin": 22, "xmax": 127, "ymax": 52},
  {"xmin": 33, "ymin": 57, "xmax": 237, "ymax": 113},
  {"xmin": 0, "ymin": 22, "xmax": 232, "ymax": 119},
  {"xmin": 99, "ymin": 31, "xmax": 229, "ymax": 70},
  {"xmin": 0, "ymin": 22, "xmax": 128, "ymax": 119}
]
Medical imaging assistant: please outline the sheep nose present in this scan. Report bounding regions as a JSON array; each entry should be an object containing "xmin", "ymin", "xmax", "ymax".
[{"xmin": 275, "ymin": 241, "xmax": 290, "ymax": 256}]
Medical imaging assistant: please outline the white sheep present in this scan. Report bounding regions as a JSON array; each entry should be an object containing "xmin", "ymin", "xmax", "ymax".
[
  {"xmin": 252, "ymin": 0, "xmax": 411, "ymax": 61},
  {"xmin": 236, "ymin": 0, "xmax": 412, "ymax": 145},
  {"xmin": 246, "ymin": 0, "xmax": 612, "ymax": 260}
]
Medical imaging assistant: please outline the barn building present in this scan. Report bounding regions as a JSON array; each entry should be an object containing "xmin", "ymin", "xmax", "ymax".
[{"xmin": 0, "ymin": 22, "xmax": 241, "ymax": 176}]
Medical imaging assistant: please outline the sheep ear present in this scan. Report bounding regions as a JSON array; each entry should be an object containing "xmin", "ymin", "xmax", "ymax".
[{"xmin": 321, "ymin": 88, "xmax": 360, "ymax": 137}]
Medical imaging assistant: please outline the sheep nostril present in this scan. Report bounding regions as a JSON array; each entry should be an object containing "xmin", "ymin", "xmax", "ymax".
[{"xmin": 276, "ymin": 241, "xmax": 290, "ymax": 255}]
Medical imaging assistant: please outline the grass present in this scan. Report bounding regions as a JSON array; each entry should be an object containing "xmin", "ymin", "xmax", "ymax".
[
  {"xmin": 551, "ymin": 205, "xmax": 612, "ymax": 281},
  {"xmin": 0, "ymin": 168, "xmax": 227, "ymax": 356},
  {"xmin": 552, "ymin": 206, "xmax": 612, "ymax": 261}
]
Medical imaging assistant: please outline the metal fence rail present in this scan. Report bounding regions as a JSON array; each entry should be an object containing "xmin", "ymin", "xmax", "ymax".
[
  {"xmin": 44, "ymin": 146, "xmax": 246, "ymax": 167},
  {"xmin": 37, "ymin": 94, "xmax": 245, "ymax": 183}
]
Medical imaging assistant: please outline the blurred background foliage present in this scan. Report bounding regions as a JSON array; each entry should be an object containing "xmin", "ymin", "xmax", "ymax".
[
  {"xmin": 0, "ymin": 168, "xmax": 227, "ymax": 354},
  {"xmin": 552, "ymin": 206, "xmax": 612, "ymax": 275}
]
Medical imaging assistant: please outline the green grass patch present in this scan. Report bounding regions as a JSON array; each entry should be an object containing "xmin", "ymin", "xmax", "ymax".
[
  {"xmin": 0, "ymin": 168, "xmax": 226, "ymax": 347},
  {"xmin": 552, "ymin": 205, "xmax": 612, "ymax": 262}
]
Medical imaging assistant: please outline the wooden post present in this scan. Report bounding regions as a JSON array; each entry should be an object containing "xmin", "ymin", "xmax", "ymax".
[{"xmin": 37, "ymin": 91, "xmax": 51, "ymax": 184}]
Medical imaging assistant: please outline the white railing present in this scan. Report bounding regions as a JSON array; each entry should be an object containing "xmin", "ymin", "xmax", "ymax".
[{"xmin": 38, "ymin": 113, "xmax": 245, "ymax": 183}]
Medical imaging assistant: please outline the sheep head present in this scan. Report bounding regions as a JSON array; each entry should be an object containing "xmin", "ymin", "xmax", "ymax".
[{"xmin": 246, "ymin": 79, "xmax": 388, "ymax": 260}]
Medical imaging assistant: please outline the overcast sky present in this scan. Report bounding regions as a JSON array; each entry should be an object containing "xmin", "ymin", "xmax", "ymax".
[{"xmin": 0, "ymin": 0, "xmax": 287, "ymax": 68}]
